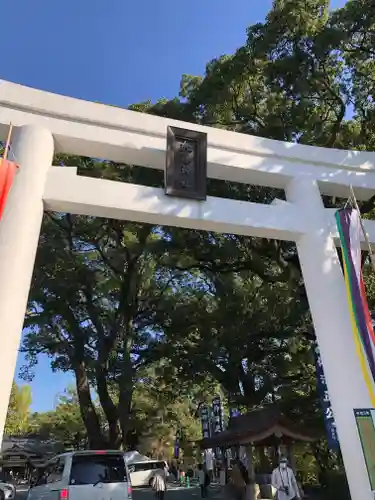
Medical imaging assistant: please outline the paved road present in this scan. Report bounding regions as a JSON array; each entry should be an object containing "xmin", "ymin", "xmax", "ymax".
[
  {"xmin": 133, "ymin": 484, "xmax": 224, "ymax": 499},
  {"xmin": 136, "ymin": 484, "xmax": 223, "ymax": 499},
  {"xmin": 15, "ymin": 484, "xmax": 224, "ymax": 500}
]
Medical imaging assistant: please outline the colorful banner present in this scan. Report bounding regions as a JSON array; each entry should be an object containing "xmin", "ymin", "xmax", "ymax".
[
  {"xmin": 314, "ymin": 344, "xmax": 339, "ymax": 449},
  {"xmin": 335, "ymin": 208, "xmax": 375, "ymax": 405},
  {"xmin": 0, "ymin": 159, "xmax": 17, "ymax": 220}
]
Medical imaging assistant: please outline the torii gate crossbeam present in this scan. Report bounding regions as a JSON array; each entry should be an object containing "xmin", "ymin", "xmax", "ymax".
[{"xmin": 1, "ymin": 80, "xmax": 375, "ymax": 499}]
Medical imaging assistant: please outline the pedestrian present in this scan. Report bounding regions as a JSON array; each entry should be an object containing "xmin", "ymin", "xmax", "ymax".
[
  {"xmin": 179, "ymin": 468, "xmax": 186, "ymax": 487},
  {"xmin": 170, "ymin": 463, "xmax": 178, "ymax": 482},
  {"xmin": 271, "ymin": 457, "xmax": 300, "ymax": 500},
  {"xmin": 151, "ymin": 472, "xmax": 166, "ymax": 500},
  {"xmin": 197, "ymin": 464, "xmax": 208, "ymax": 498}
]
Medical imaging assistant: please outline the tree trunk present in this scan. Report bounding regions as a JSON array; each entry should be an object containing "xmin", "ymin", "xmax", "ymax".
[
  {"xmin": 311, "ymin": 443, "xmax": 331, "ymax": 487},
  {"xmin": 118, "ymin": 338, "xmax": 134, "ymax": 449},
  {"xmin": 96, "ymin": 367, "xmax": 122, "ymax": 449},
  {"xmin": 118, "ymin": 380, "xmax": 133, "ymax": 450},
  {"xmin": 74, "ymin": 361, "xmax": 106, "ymax": 449}
]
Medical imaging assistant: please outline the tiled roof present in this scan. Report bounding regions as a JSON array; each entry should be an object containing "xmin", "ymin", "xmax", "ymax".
[{"xmin": 199, "ymin": 406, "xmax": 317, "ymax": 448}]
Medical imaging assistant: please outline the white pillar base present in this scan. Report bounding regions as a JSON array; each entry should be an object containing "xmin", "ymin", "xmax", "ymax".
[
  {"xmin": 0, "ymin": 125, "xmax": 54, "ymax": 444},
  {"xmin": 286, "ymin": 177, "xmax": 374, "ymax": 500}
]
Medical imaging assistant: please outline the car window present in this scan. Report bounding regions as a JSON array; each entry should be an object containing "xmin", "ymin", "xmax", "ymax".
[
  {"xmin": 69, "ymin": 454, "xmax": 127, "ymax": 485},
  {"xmin": 46, "ymin": 459, "xmax": 65, "ymax": 484},
  {"xmin": 130, "ymin": 462, "xmax": 157, "ymax": 472},
  {"xmin": 130, "ymin": 462, "xmax": 147, "ymax": 472}
]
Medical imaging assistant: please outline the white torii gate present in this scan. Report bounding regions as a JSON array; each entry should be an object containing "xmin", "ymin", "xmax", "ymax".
[{"xmin": 1, "ymin": 80, "xmax": 375, "ymax": 499}]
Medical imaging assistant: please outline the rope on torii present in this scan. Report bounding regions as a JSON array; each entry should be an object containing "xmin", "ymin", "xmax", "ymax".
[{"xmin": 3, "ymin": 123, "xmax": 12, "ymax": 161}]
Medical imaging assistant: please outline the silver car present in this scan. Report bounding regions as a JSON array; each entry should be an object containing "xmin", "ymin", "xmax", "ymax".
[
  {"xmin": 0, "ymin": 481, "xmax": 16, "ymax": 500},
  {"xmin": 27, "ymin": 451, "xmax": 132, "ymax": 500}
]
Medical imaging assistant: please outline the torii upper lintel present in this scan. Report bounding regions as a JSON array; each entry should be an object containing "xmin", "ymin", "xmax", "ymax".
[{"xmin": 1, "ymin": 79, "xmax": 375, "ymax": 200}]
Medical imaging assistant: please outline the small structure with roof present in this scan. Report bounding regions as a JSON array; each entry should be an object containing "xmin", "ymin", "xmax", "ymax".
[
  {"xmin": 0, "ymin": 436, "xmax": 63, "ymax": 483},
  {"xmin": 198, "ymin": 406, "xmax": 317, "ymax": 497}
]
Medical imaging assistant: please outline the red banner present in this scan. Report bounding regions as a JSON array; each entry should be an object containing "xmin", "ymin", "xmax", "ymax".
[{"xmin": 0, "ymin": 159, "xmax": 17, "ymax": 220}]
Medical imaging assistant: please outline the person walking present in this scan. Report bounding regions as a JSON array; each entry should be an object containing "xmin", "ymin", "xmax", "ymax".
[
  {"xmin": 151, "ymin": 472, "xmax": 167, "ymax": 500},
  {"xmin": 179, "ymin": 468, "xmax": 186, "ymax": 487},
  {"xmin": 271, "ymin": 457, "xmax": 300, "ymax": 500},
  {"xmin": 197, "ymin": 464, "xmax": 208, "ymax": 498}
]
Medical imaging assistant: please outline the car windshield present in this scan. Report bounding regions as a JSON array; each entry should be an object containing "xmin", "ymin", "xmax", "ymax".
[{"xmin": 70, "ymin": 454, "xmax": 127, "ymax": 485}]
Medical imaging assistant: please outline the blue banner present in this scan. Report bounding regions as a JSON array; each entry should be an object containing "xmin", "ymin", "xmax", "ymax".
[
  {"xmin": 200, "ymin": 404, "xmax": 211, "ymax": 439},
  {"xmin": 212, "ymin": 395, "xmax": 224, "ymax": 434},
  {"xmin": 174, "ymin": 429, "xmax": 181, "ymax": 459},
  {"xmin": 212, "ymin": 396, "xmax": 226, "ymax": 459},
  {"xmin": 229, "ymin": 407, "xmax": 241, "ymax": 418},
  {"xmin": 314, "ymin": 344, "xmax": 340, "ymax": 450},
  {"xmin": 228, "ymin": 392, "xmax": 241, "ymax": 419}
]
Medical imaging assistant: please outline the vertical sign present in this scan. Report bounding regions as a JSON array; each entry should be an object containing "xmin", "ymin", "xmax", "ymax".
[
  {"xmin": 314, "ymin": 344, "xmax": 340, "ymax": 450},
  {"xmin": 212, "ymin": 395, "xmax": 224, "ymax": 434},
  {"xmin": 212, "ymin": 395, "xmax": 224, "ymax": 460},
  {"xmin": 200, "ymin": 404, "xmax": 211, "ymax": 439},
  {"xmin": 354, "ymin": 409, "xmax": 375, "ymax": 493},
  {"xmin": 174, "ymin": 429, "xmax": 181, "ymax": 459},
  {"xmin": 221, "ymin": 397, "xmax": 226, "ymax": 430}
]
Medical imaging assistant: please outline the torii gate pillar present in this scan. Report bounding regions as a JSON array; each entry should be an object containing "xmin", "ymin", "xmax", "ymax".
[
  {"xmin": 0, "ymin": 125, "xmax": 54, "ymax": 444},
  {"xmin": 287, "ymin": 177, "xmax": 372, "ymax": 500}
]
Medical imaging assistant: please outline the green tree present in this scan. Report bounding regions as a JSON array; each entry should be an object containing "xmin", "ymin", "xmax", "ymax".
[
  {"xmin": 130, "ymin": 362, "xmax": 219, "ymax": 460},
  {"xmin": 138, "ymin": 0, "xmax": 375, "ymax": 417},
  {"xmin": 22, "ymin": 159, "xmax": 192, "ymax": 449},
  {"xmin": 5, "ymin": 381, "xmax": 32, "ymax": 436},
  {"xmin": 150, "ymin": 270, "xmax": 315, "ymax": 414},
  {"xmin": 28, "ymin": 386, "xmax": 88, "ymax": 446}
]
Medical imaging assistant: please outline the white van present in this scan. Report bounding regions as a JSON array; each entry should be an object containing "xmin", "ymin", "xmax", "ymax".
[
  {"xmin": 127, "ymin": 460, "xmax": 168, "ymax": 488},
  {"xmin": 27, "ymin": 450, "xmax": 132, "ymax": 500}
]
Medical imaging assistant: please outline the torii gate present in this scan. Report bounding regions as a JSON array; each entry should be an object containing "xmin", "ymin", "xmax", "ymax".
[{"xmin": 1, "ymin": 80, "xmax": 375, "ymax": 499}]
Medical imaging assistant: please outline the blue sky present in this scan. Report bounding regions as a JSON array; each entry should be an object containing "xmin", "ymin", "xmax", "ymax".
[{"xmin": 2, "ymin": 0, "xmax": 346, "ymax": 412}]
